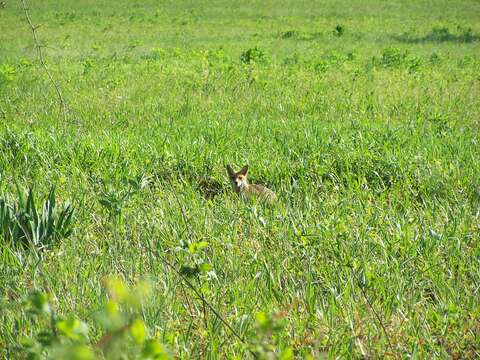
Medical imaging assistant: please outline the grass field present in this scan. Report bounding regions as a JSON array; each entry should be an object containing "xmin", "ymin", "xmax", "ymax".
[{"xmin": 1, "ymin": 0, "xmax": 480, "ymax": 358}]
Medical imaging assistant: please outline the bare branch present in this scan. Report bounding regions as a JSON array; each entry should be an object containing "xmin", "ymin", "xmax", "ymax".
[
  {"xmin": 159, "ymin": 253, "xmax": 257, "ymax": 357},
  {"xmin": 19, "ymin": 0, "xmax": 69, "ymax": 123},
  {"xmin": 355, "ymin": 272, "xmax": 395, "ymax": 355},
  {"xmin": 146, "ymin": 182, "xmax": 258, "ymax": 357}
]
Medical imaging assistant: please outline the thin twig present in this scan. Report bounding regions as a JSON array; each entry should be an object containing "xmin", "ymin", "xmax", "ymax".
[
  {"xmin": 148, "ymin": 182, "xmax": 257, "ymax": 357},
  {"xmin": 155, "ymin": 251, "xmax": 257, "ymax": 358},
  {"xmin": 355, "ymin": 273, "xmax": 395, "ymax": 355},
  {"xmin": 167, "ymin": 180, "xmax": 213, "ymax": 331},
  {"xmin": 141, "ymin": 179, "xmax": 257, "ymax": 357},
  {"xmin": 19, "ymin": 0, "xmax": 69, "ymax": 122}
]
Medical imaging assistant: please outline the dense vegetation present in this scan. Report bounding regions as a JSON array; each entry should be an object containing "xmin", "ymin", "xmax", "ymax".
[{"xmin": 1, "ymin": 0, "xmax": 479, "ymax": 358}]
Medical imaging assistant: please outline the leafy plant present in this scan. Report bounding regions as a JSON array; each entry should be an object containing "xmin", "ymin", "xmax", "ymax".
[
  {"xmin": 82, "ymin": 57, "xmax": 96, "ymax": 75},
  {"xmin": 251, "ymin": 311, "xmax": 294, "ymax": 359},
  {"xmin": 240, "ymin": 47, "xmax": 268, "ymax": 65},
  {"xmin": 18, "ymin": 277, "xmax": 169, "ymax": 359},
  {"xmin": 280, "ymin": 30, "xmax": 299, "ymax": 39},
  {"xmin": 0, "ymin": 64, "xmax": 16, "ymax": 84},
  {"xmin": 423, "ymin": 26, "xmax": 478, "ymax": 43},
  {"xmin": 0, "ymin": 187, "xmax": 74, "ymax": 251},
  {"xmin": 98, "ymin": 174, "xmax": 149, "ymax": 221},
  {"xmin": 379, "ymin": 46, "xmax": 407, "ymax": 67}
]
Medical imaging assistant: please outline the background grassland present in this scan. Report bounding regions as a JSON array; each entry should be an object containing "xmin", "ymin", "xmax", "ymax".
[{"xmin": 1, "ymin": 0, "xmax": 480, "ymax": 358}]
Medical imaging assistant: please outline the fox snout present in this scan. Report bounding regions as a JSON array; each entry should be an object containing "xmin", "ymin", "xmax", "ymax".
[
  {"xmin": 230, "ymin": 175, "xmax": 246, "ymax": 193},
  {"xmin": 226, "ymin": 164, "xmax": 249, "ymax": 193}
]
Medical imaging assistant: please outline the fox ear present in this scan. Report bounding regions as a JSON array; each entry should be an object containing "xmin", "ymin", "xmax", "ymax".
[
  {"xmin": 226, "ymin": 164, "xmax": 235, "ymax": 177},
  {"xmin": 240, "ymin": 164, "xmax": 249, "ymax": 175}
]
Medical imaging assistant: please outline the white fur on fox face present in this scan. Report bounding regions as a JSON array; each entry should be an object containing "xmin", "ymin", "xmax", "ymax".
[{"xmin": 236, "ymin": 177, "xmax": 247, "ymax": 189}]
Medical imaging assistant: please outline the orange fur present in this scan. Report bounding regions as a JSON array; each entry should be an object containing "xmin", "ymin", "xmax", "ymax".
[{"xmin": 226, "ymin": 164, "xmax": 276, "ymax": 203}]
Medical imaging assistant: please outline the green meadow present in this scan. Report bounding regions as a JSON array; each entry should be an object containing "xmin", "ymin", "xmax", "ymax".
[{"xmin": 1, "ymin": 0, "xmax": 479, "ymax": 358}]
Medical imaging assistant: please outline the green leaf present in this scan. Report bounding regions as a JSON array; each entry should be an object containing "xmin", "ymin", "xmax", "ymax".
[
  {"xmin": 133, "ymin": 280, "xmax": 153, "ymax": 300},
  {"xmin": 279, "ymin": 348, "xmax": 294, "ymax": 360},
  {"xmin": 255, "ymin": 311, "xmax": 268, "ymax": 328},
  {"xmin": 29, "ymin": 291, "xmax": 51, "ymax": 316},
  {"xmin": 130, "ymin": 319, "xmax": 146, "ymax": 344},
  {"xmin": 199, "ymin": 263, "xmax": 213, "ymax": 272},
  {"xmin": 57, "ymin": 316, "xmax": 89, "ymax": 341},
  {"xmin": 52, "ymin": 343, "xmax": 95, "ymax": 360},
  {"xmin": 142, "ymin": 339, "xmax": 168, "ymax": 359},
  {"xmin": 188, "ymin": 241, "xmax": 209, "ymax": 254},
  {"xmin": 105, "ymin": 299, "xmax": 119, "ymax": 316},
  {"xmin": 105, "ymin": 276, "xmax": 128, "ymax": 301}
]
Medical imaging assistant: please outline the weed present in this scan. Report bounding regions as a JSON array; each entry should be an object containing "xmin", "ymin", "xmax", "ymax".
[
  {"xmin": 280, "ymin": 30, "xmax": 298, "ymax": 39},
  {"xmin": 0, "ymin": 187, "xmax": 74, "ymax": 251},
  {"xmin": 379, "ymin": 46, "xmax": 407, "ymax": 67},
  {"xmin": 240, "ymin": 47, "xmax": 269, "ymax": 65},
  {"xmin": 334, "ymin": 24, "xmax": 344, "ymax": 37},
  {"xmin": 0, "ymin": 64, "xmax": 16, "ymax": 84}
]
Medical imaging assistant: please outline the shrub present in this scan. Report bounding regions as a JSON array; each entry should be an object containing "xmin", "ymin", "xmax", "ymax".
[{"xmin": 240, "ymin": 47, "xmax": 268, "ymax": 65}]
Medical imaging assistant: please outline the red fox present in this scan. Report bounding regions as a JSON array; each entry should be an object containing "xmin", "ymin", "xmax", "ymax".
[{"xmin": 226, "ymin": 164, "xmax": 276, "ymax": 203}]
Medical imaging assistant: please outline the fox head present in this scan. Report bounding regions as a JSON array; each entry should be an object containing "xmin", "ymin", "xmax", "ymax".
[{"xmin": 226, "ymin": 164, "xmax": 249, "ymax": 193}]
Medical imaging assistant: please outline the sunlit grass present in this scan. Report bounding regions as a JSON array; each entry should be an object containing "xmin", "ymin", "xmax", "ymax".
[{"xmin": 0, "ymin": 0, "xmax": 479, "ymax": 358}]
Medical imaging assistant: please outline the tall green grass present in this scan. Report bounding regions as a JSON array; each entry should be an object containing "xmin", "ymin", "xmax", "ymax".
[{"xmin": 1, "ymin": 0, "xmax": 479, "ymax": 358}]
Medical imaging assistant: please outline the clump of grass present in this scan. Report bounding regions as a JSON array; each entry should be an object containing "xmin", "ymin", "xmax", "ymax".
[
  {"xmin": 0, "ymin": 64, "xmax": 16, "ymax": 84},
  {"xmin": 279, "ymin": 30, "xmax": 325, "ymax": 41},
  {"xmin": 240, "ymin": 47, "xmax": 269, "ymax": 65},
  {"xmin": 334, "ymin": 24, "xmax": 344, "ymax": 36},
  {"xmin": 373, "ymin": 47, "xmax": 423, "ymax": 72},
  {"xmin": 0, "ymin": 187, "xmax": 74, "ymax": 251},
  {"xmin": 280, "ymin": 30, "xmax": 299, "ymax": 39},
  {"xmin": 379, "ymin": 47, "xmax": 407, "ymax": 67},
  {"xmin": 1, "ymin": 0, "xmax": 480, "ymax": 358}
]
